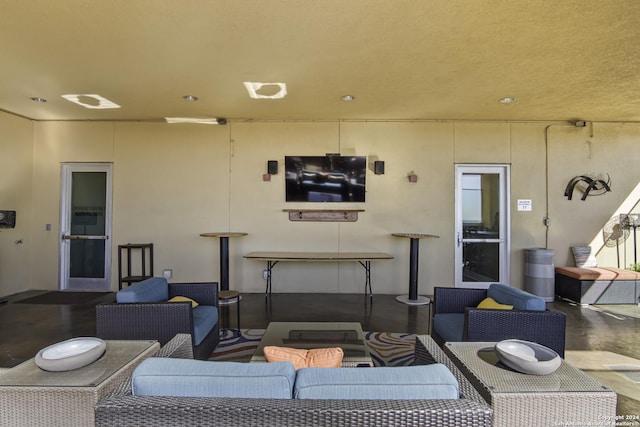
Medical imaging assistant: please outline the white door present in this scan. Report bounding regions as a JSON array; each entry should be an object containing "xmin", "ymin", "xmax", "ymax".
[
  {"xmin": 455, "ymin": 164, "xmax": 510, "ymax": 288},
  {"xmin": 59, "ymin": 163, "xmax": 113, "ymax": 291}
]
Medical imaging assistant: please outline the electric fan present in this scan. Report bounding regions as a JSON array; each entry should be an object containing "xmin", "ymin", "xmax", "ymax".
[{"xmin": 602, "ymin": 216, "xmax": 629, "ymax": 267}]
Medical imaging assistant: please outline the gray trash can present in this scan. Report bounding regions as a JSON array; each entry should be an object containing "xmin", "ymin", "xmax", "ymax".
[{"xmin": 524, "ymin": 248, "xmax": 555, "ymax": 302}]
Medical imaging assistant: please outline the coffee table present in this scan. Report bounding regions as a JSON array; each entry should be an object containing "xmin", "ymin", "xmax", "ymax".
[
  {"xmin": 444, "ymin": 342, "xmax": 617, "ymax": 427},
  {"xmin": 0, "ymin": 339, "xmax": 160, "ymax": 427},
  {"xmin": 251, "ymin": 322, "xmax": 373, "ymax": 367}
]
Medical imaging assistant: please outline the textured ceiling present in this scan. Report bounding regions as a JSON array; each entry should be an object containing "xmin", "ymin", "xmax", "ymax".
[{"xmin": 1, "ymin": 0, "xmax": 640, "ymax": 122}]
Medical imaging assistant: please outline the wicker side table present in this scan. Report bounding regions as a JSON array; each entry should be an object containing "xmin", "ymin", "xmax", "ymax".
[
  {"xmin": 219, "ymin": 290, "xmax": 241, "ymax": 336},
  {"xmin": 443, "ymin": 342, "xmax": 617, "ymax": 427},
  {"xmin": 0, "ymin": 340, "xmax": 160, "ymax": 427}
]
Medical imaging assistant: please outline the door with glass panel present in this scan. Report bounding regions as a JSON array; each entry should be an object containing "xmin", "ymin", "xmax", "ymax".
[
  {"xmin": 455, "ymin": 165, "xmax": 510, "ymax": 288},
  {"xmin": 59, "ymin": 163, "xmax": 112, "ymax": 291}
]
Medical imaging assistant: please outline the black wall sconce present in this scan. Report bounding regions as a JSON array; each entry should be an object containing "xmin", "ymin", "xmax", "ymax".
[
  {"xmin": 267, "ymin": 160, "xmax": 278, "ymax": 175},
  {"xmin": 373, "ymin": 161, "xmax": 385, "ymax": 175},
  {"xmin": 564, "ymin": 174, "xmax": 611, "ymax": 200},
  {"xmin": 264, "ymin": 160, "xmax": 278, "ymax": 181},
  {"xmin": 407, "ymin": 171, "xmax": 418, "ymax": 183}
]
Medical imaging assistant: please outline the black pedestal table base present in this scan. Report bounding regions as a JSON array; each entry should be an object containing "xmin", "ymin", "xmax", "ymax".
[{"xmin": 392, "ymin": 233, "xmax": 439, "ymax": 306}]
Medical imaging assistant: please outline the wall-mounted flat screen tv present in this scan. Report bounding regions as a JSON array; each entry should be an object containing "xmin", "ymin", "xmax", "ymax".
[{"xmin": 285, "ymin": 155, "xmax": 366, "ymax": 202}]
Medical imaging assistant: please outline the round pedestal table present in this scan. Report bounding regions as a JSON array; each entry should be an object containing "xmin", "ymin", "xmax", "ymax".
[
  {"xmin": 200, "ymin": 232, "xmax": 247, "ymax": 303},
  {"xmin": 392, "ymin": 233, "xmax": 439, "ymax": 306}
]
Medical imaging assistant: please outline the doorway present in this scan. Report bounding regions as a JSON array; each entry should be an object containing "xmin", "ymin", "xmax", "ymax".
[
  {"xmin": 455, "ymin": 164, "xmax": 510, "ymax": 288},
  {"xmin": 59, "ymin": 163, "xmax": 113, "ymax": 291}
]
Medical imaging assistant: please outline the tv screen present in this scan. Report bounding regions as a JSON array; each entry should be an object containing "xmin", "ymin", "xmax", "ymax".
[{"xmin": 285, "ymin": 156, "xmax": 366, "ymax": 202}]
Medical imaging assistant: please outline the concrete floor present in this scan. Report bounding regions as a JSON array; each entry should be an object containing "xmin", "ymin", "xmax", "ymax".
[{"xmin": 0, "ymin": 290, "xmax": 638, "ymax": 414}]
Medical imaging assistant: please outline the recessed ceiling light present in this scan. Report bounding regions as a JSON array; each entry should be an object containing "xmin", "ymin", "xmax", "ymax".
[
  {"xmin": 61, "ymin": 94, "xmax": 120, "ymax": 109},
  {"xmin": 182, "ymin": 95, "xmax": 198, "ymax": 102},
  {"xmin": 499, "ymin": 97, "xmax": 517, "ymax": 104},
  {"xmin": 243, "ymin": 82, "xmax": 287, "ymax": 99},
  {"xmin": 341, "ymin": 95, "xmax": 355, "ymax": 102},
  {"xmin": 30, "ymin": 97, "xmax": 47, "ymax": 103},
  {"xmin": 165, "ymin": 117, "xmax": 226, "ymax": 125}
]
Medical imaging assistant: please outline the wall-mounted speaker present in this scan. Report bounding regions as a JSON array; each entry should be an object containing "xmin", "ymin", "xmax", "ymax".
[
  {"xmin": 267, "ymin": 160, "xmax": 278, "ymax": 175},
  {"xmin": 374, "ymin": 161, "xmax": 385, "ymax": 175}
]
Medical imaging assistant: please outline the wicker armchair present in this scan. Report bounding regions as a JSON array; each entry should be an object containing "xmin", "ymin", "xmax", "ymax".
[
  {"xmin": 431, "ymin": 286, "xmax": 566, "ymax": 357},
  {"xmin": 96, "ymin": 282, "xmax": 219, "ymax": 360}
]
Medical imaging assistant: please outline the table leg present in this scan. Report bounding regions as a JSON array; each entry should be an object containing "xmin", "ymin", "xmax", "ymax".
[
  {"xmin": 396, "ymin": 237, "xmax": 431, "ymax": 305},
  {"xmin": 219, "ymin": 237, "xmax": 229, "ymax": 291},
  {"xmin": 265, "ymin": 261, "xmax": 277, "ymax": 298},
  {"xmin": 408, "ymin": 237, "xmax": 419, "ymax": 300},
  {"xmin": 358, "ymin": 260, "xmax": 373, "ymax": 300}
]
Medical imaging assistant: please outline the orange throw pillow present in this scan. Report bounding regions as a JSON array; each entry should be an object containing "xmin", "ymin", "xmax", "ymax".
[{"xmin": 263, "ymin": 346, "xmax": 344, "ymax": 370}]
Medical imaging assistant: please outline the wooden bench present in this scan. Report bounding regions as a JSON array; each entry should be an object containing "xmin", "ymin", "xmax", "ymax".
[{"xmin": 555, "ymin": 266, "xmax": 640, "ymax": 305}]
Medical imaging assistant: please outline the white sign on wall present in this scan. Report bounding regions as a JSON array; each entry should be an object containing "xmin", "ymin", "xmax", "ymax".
[{"xmin": 517, "ymin": 199, "xmax": 532, "ymax": 211}]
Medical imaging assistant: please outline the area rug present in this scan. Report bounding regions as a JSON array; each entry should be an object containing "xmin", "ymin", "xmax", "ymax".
[
  {"xmin": 210, "ymin": 329, "xmax": 417, "ymax": 367},
  {"xmin": 15, "ymin": 291, "xmax": 114, "ymax": 305}
]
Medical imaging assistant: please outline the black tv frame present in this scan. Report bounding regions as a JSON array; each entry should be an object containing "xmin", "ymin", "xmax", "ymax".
[{"xmin": 284, "ymin": 155, "xmax": 366, "ymax": 203}]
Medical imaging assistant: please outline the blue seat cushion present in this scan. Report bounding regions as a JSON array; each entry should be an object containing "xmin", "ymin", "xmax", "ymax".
[
  {"xmin": 487, "ymin": 283, "xmax": 546, "ymax": 311},
  {"xmin": 294, "ymin": 364, "xmax": 459, "ymax": 400},
  {"xmin": 192, "ymin": 305, "xmax": 218, "ymax": 345},
  {"xmin": 433, "ymin": 313, "xmax": 464, "ymax": 342},
  {"xmin": 116, "ymin": 277, "xmax": 169, "ymax": 303},
  {"xmin": 131, "ymin": 358, "xmax": 296, "ymax": 399}
]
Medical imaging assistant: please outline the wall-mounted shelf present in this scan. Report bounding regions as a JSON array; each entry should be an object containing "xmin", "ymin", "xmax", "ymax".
[{"xmin": 283, "ymin": 209, "xmax": 364, "ymax": 222}]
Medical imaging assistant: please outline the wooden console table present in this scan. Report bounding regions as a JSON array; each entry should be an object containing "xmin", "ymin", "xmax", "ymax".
[{"xmin": 244, "ymin": 251, "xmax": 393, "ymax": 298}]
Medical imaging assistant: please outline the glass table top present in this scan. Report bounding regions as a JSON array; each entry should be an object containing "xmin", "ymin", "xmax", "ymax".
[
  {"xmin": 251, "ymin": 322, "xmax": 370, "ymax": 362},
  {"xmin": 0, "ymin": 340, "xmax": 156, "ymax": 387}
]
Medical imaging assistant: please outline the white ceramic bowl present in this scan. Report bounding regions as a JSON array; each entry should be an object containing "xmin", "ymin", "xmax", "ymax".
[
  {"xmin": 494, "ymin": 339, "xmax": 561, "ymax": 375},
  {"xmin": 35, "ymin": 337, "xmax": 106, "ymax": 372}
]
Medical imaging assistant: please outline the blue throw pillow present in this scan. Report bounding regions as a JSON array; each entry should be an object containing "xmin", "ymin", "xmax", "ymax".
[
  {"xmin": 487, "ymin": 283, "xmax": 546, "ymax": 311},
  {"xmin": 116, "ymin": 277, "xmax": 169, "ymax": 303}
]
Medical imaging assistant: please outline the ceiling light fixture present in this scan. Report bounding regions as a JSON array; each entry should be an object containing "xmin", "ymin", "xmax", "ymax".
[
  {"xmin": 243, "ymin": 82, "xmax": 287, "ymax": 99},
  {"xmin": 341, "ymin": 95, "xmax": 355, "ymax": 102},
  {"xmin": 30, "ymin": 97, "xmax": 47, "ymax": 103},
  {"xmin": 182, "ymin": 95, "xmax": 198, "ymax": 102},
  {"xmin": 165, "ymin": 117, "xmax": 226, "ymax": 125},
  {"xmin": 61, "ymin": 94, "xmax": 120, "ymax": 109},
  {"xmin": 499, "ymin": 97, "xmax": 517, "ymax": 104}
]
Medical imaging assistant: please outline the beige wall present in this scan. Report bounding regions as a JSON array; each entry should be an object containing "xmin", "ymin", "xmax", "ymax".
[
  {"xmin": 0, "ymin": 113, "xmax": 34, "ymax": 296},
  {"xmin": 547, "ymin": 123, "xmax": 640, "ymax": 268},
  {"xmin": 2, "ymin": 112, "xmax": 640, "ymax": 296}
]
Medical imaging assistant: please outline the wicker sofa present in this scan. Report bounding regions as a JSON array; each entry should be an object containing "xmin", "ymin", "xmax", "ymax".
[
  {"xmin": 432, "ymin": 284, "xmax": 567, "ymax": 357},
  {"xmin": 96, "ymin": 278, "xmax": 220, "ymax": 360},
  {"xmin": 94, "ymin": 334, "xmax": 492, "ymax": 426}
]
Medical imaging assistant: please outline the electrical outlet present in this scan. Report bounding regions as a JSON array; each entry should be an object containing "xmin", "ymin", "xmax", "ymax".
[
  {"xmin": 163, "ymin": 269, "xmax": 173, "ymax": 279},
  {"xmin": 263, "ymin": 270, "xmax": 269, "ymax": 280}
]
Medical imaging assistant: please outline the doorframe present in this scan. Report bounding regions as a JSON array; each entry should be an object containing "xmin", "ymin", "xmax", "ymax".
[
  {"xmin": 454, "ymin": 164, "xmax": 511, "ymax": 288},
  {"xmin": 59, "ymin": 162, "xmax": 113, "ymax": 291}
]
